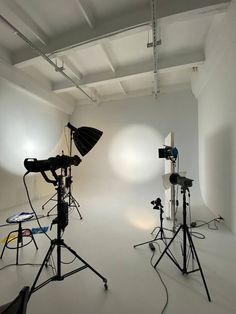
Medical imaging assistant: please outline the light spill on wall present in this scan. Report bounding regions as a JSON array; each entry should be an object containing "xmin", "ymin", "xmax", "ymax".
[
  {"xmin": 109, "ymin": 124, "xmax": 163, "ymax": 183},
  {"xmin": 0, "ymin": 79, "xmax": 67, "ymax": 175}
]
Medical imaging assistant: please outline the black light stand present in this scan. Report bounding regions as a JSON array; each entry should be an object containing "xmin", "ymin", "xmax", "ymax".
[
  {"xmin": 44, "ymin": 124, "xmax": 83, "ymax": 219},
  {"xmin": 170, "ymin": 158, "xmax": 177, "ymax": 232},
  {"xmin": 64, "ymin": 125, "xmax": 83, "ymax": 218},
  {"xmin": 133, "ymin": 198, "xmax": 172, "ymax": 248},
  {"xmin": 153, "ymin": 186, "xmax": 211, "ymax": 302},
  {"xmin": 29, "ymin": 170, "xmax": 108, "ymax": 299},
  {"xmin": 42, "ymin": 122, "xmax": 103, "ymax": 218}
]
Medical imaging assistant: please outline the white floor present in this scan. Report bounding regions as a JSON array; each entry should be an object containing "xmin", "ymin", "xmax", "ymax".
[{"xmin": 0, "ymin": 193, "xmax": 236, "ymax": 314}]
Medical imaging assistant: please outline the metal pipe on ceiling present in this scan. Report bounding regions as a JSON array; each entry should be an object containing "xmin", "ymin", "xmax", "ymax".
[
  {"xmin": 151, "ymin": 0, "xmax": 161, "ymax": 97},
  {"xmin": 0, "ymin": 14, "xmax": 95, "ymax": 103}
]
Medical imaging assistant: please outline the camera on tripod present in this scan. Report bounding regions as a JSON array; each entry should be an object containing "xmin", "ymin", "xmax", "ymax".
[{"xmin": 151, "ymin": 198, "xmax": 163, "ymax": 210}]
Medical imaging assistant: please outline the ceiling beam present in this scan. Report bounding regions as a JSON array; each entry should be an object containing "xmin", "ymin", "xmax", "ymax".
[
  {"xmin": 79, "ymin": 88, "xmax": 153, "ymax": 105},
  {"xmin": 75, "ymin": 0, "xmax": 95, "ymax": 29},
  {"xmin": 161, "ymin": 2, "xmax": 229, "ymax": 25},
  {"xmin": 100, "ymin": 44, "xmax": 128, "ymax": 95},
  {"xmin": 118, "ymin": 81, "xmax": 127, "ymax": 95},
  {"xmin": 13, "ymin": 6, "xmax": 150, "ymax": 67},
  {"xmin": 0, "ymin": 44, "xmax": 11, "ymax": 64},
  {"xmin": 52, "ymin": 50, "xmax": 205, "ymax": 93},
  {"xmin": 0, "ymin": 59, "xmax": 74, "ymax": 114},
  {"xmin": 76, "ymin": 82, "xmax": 191, "ymax": 106},
  {"xmin": 0, "ymin": 0, "xmax": 47, "ymax": 45},
  {"xmin": 100, "ymin": 44, "xmax": 116, "ymax": 72},
  {"xmin": 100, "ymin": 43, "xmax": 130, "ymax": 95},
  {"xmin": 13, "ymin": 0, "xmax": 229, "ymax": 67},
  {"xmin": 157, "ymin": 0, "xmax": 229, "ymax": 20}
]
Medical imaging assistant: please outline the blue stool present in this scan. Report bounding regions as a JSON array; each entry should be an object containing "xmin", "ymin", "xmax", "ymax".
[{"xmin": 0, "ymin": 212, "xmax": 38, "ymax": 265}]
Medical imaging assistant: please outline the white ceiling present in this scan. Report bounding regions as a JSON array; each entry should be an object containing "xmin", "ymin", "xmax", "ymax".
[{"xmin": 0, "ymin": 0, "xmax": 230, "ymax": 111}]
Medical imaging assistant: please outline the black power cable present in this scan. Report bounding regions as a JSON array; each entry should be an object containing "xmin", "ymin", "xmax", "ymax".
[
  {"xmin": 23, "ymin": 172, "xmax": 52, "ymax": 241},
  {"xmin": 149, "ymin": 244, "xmax": 169, "ymax": 314},
  {"xmin": 186, "ymin": 189, "xmax": 206, "ymax": 240},
  {"xmin": 194, "ymin": 219, "xmax": 220, "ymax": 230},
  {"xmin": 0, "ymin": 262, "xmax": 55, "ymax": 272}
]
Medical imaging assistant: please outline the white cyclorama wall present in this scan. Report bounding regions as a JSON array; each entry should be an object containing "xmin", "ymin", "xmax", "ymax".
[
  {"xmin": 0, "ymin": 78, "xmax": 68, "ymax": 211},
  {"xmin": 71, "ymin": 90, "xmax": 204, "ymax": 217},
  {"xmin": 192, "ymin": 0, "xmax": 236, "ymax": 233}
]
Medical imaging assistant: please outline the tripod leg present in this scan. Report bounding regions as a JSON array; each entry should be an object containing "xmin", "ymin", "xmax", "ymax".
[
  {"xmin": 134, "ymin": 229, "xmax": 161, "ymax": 248},
  {"xmin": 16, "ymin": 223, "xmax": 23, "ymax": 265},
  {"xmin": 186, "ymin": 230, "xmax": 211, "ymax": 302},
  {"xmin": 151, "ymin": 226, "xmax": 158, "ymax": 235},
  {"xmin": 154, "ymin": 225, "xmax": 182, "ymax": 270},
  {"xmin": 29, "ymin": 242, "xmax": 56, "ymax": 298},
  {"xmin": 42, "ymin": 192, "xmax": 57, "ymax": 210},
  {"xmin": 46, "ymin": 191, "xmax": 69, "ymax": 216},
  {"xmin": 62, "ymin": 242, "xmax": 108, "ymax": 288},
  {"xmin": 46, "ymin": 203, "xmax": 57, "ymax": 216},
  {"xmin": 0, "ymin": 231, "xmax": 16, "ymax": 260},
  {"xmin": 69, "ymin": 194, "xmax": 82, "ymax": 219}
]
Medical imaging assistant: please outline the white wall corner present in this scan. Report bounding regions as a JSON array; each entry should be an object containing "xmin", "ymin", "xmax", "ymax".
[
  {"xmin": 191, "ymin": 0, "xmax": 236, "ymax": 99},
  {"xmin": 0, "ymin": 59, "xmax": 75, "ymax": 114}
]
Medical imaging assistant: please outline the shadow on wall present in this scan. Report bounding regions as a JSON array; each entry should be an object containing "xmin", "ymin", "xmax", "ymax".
[
  {"xmin": 0, "ymin": 166, "xmax": 33, "ymax": 211},
  {"xmin": 0, "ymin": 160, "xmax": 59, "ymax": 212},
  {"xmin": 203, "ymin": 126, "xmax": 233, "ymax": 230}
]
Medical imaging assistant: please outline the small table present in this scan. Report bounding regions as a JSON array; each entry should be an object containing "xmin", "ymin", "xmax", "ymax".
[{"xmin": 0, "ymin": 212, "xmax": 38, "ymax": 265}]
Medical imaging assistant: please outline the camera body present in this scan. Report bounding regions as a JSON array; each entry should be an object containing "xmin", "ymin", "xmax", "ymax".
[{"xmin": 151, "ymin": 197, "xmax": 163, "ymax": 210}]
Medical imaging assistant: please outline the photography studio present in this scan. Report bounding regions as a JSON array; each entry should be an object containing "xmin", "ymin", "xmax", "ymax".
[{"xmin": 0, "ymin": 0, "xmax": 236, "ymax": 313}]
